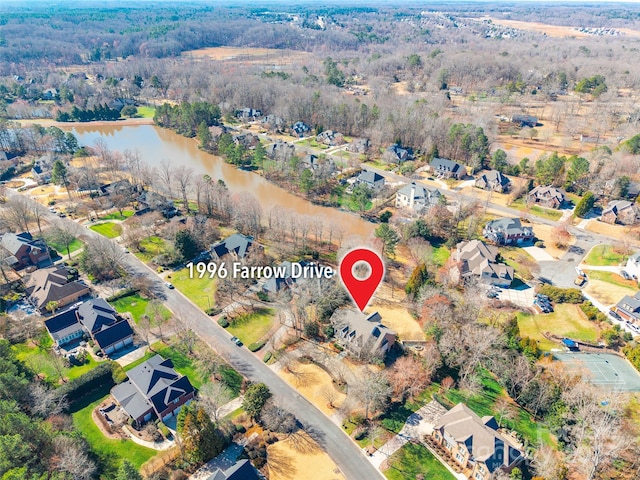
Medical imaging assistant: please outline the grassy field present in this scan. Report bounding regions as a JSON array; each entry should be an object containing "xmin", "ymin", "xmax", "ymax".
[
  {"xmin": 227, "ymin": 307, "xmax": 275, "ymax": 345},
  {"xmin": 135, "ymin": 236, "xmax": 168, "ymax": 263},
  {"xmin": 337, "ymin": 193, "xmax": 373, "ymax": 212},
  {"xmin": 168, "ymin": 266, "xmax": 217, "ymax": 311},
  {"xmin": 48, "ymin": 237, "xmax": 83, "ymax": 256},
  {"xmin": 583, "ymin": 244, "xmax": 626, "ymax": 266},
  {"xmin": 71, "ymin": 392, "xmax": 157, "ymax": 474},
  {"xmin": 13, "ymin": 340, "xmax": 100, "ymax": 381},
  {"xmin": 99, "ymin": 210, "xmax": 134, "ymax": 221},
  {"xmin": 136, "ymin": 106, "xmax": 156, "ymax": 118},
  {"xmin": 584, "ymin": 271, "xmax": 638, "ymax": 306},
  {"xmin": 517, "ymin": 303, "xmax": 599, "ymax": 350},
  {"xmin": 110, "ymin": 293, "xmax": 170, "ymax": 323},
  {"xmin": 89, "ymin": 222, "xmax": 122, "ymax": 238},
  {"xmin": 431, "ymin": 244, "xmax": 451, "ymax": 266},
  {"xmin": 123, "ymin": 341, "xmax": 204, "ymax": 388},
  {"xmin": 384, "ymin": 443, "xmax": 455, "ymax": 480}
]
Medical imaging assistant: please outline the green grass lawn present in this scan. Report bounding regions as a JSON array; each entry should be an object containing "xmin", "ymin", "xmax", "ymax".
[
  {"xmin": 363, "ymin": 160, "xmax": 392, "ymax": 171},
  {"xmin": 123, "ymin": 341, "xmax": 204, "ymax": 388},
  {"xmin": 136, "ymin": 106, "xmax": 156, "ymax": 118},
  {"xmin": 517, "ymin": 303, "xmax": 599, "ymax": 350},
  {"xmin": 431, "ymin": 245, "xmax": 451, "ymax": 266},
  {"xmin": 338, "ymin": 193, "xmax": 373, "ymax": 212},
  {"xmin": 48, "ymin": 237, "xmax": 83, "ymax": 256},
  {"xmin": 384, "ymin": 443, "xmax": 455, "ymax": 480},
  {"xmin": 110, "ymin": 293, "xmax": 170, "ymax": 324},
  {"xmin": 99, "ymin": 210, "xmax": 134, "ymax": 221},
  {"xmin": 583, "ymin": 244, "xmax": 626, "ymax": 266},
  {"xmin": 168, "ymin": 267, "xmax": 217, "ymax": 311},
  {"xmin": 227, "ymin": 308, "xmax": 275, "ymax": 345},
  {"xmin": 587, "ymin": 270, "xmax": 638, "ymax": 289},
  {"xmin": 89, "ymin": 222, "xmax": 122, "ymax": 238},
  {"xmin": 71, "ymin": 392, "xmax": 157, "ymax": 474},
  {"xmin": 510, "ymin": 198, "xmax": 563, "ymax": 221},
  {"xmin": 135, "ymin": 235, "xmax": 168, "ymax": 263},
  {"xmin": 13, "ymin": 336, "xmax": 100, "ymax": 382}
]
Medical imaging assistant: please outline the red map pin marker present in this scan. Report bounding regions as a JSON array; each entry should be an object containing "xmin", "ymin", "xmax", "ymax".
[{"xmin": 339, "ymin": 248, "xmax": 384, "ymax": 312}]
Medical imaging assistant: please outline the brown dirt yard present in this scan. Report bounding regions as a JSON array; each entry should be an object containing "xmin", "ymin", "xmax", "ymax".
[
  {"xmin": 533, "ymin": 223, "xmax": 575, "ymax": 259},
  {"xmin": 584, "ymin": 279, "xmax": 637, "ymax": 307},
  {"xmin": 278, "ymin": 361, "xmax": 346, "ymax": 416},
  {"xmin": 267, "ymin": 431, "xmax": 345, "ymax": 480},
  {"xmin": 369, "ymin": 305, "xmax": 424, "ymax": 341},
  {"xmin": 182, "ymin": 46, "xmax": 311, "ymax": 66},
  {"xmin": 585, "ymin": 220, "xmax": 640, "ymax": 243}
]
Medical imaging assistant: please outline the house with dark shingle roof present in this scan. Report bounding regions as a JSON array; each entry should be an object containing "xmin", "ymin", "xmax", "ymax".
[
  {"xmin": 430, "ymin": 158, "xmax": 465, "ymax": 179},
  {"xmin": 111, "ymin": 354, "xmax": 196, "ymax": 426},
  {"xmin": 432, "ymin": 403, "xmax": 524, "ymax": 479},
  {"xmin": 31, "ymin": 156, "xmax": 53, "ymax": 184},
  {"xmin": 395, "ymin": 182, "xmax": 442, "ymax": 213},
  {"xmin": 206, "ymin": 459, "xmax": 261, "ymax": 480},
  {"xmin": 44, "ymin": 298, "xmax": 134, "ymax": 354},
  {"xmin": 483, "ymin": 218, "xmax": 534, "ymax": 246},
  {"xmin": 383, "ymin": 144, "xmax": 413, "ymax": 163},
  {"xmin": 210, "ymin": 234, "xmax": 259, "ymax": 261},
  {"xmin": 25, "ymin": 265, "xmax": 90, "ymax": 312},
  {"xmin": 262, "ymin": 260, "xmax": 312, "ymax": 293},
  {"xmin": 527, "ymin": 185, "xmax": 567, "ymax": 209},
  {"xmin": 1, "ymin": 232, "xmax": 52, "ymax": 269},
  {"xmin": 290, "ymin": 121, "xmax": 311, "ymax": 137},
  {"xmin": 357, "ymin": 171, "xmax": 385, "ymax": 191},
  {"xmin": 330, "ymin": 309, "xmax": 396, "ymax": 360},
  {"xmin": 614, "ymin": 291, "xmax": 640, "ymax": 324},
  {"xmin": 454, "ymin": 240, "xmax": 514, "ymax": 287},
  {"xmin": 475, "ymin": 170, "xmax": 511, "ymax": 193},
  {"xmin": 136, "ymin": 191, "xmax": 176, "ymax": 218}
]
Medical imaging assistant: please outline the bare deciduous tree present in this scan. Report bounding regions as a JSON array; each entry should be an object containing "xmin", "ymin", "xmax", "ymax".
[
  {"xmin": 52, "ymin": 436, "xmax": 96, "ymax": 480},
  {"xmin": 353, "ymin": 371, "xmax": 392, "ymax": 420},
  {"xmin": 199, "ymin": 382, "xmax": 232, "ymax": 422}
]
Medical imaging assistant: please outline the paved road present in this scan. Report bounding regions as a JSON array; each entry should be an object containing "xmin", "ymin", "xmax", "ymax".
[{"xmin": 9, "ymin": 190, "xmax": 385, "ymax": 480}]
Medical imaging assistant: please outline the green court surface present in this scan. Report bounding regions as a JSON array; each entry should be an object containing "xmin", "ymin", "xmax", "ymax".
[{"xmin": 553, "ymin": 352, "xmax": 640, "ymax": 392}]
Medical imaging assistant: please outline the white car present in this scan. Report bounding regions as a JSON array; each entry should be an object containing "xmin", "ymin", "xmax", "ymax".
[{"xmin": 164, "ymin": 282, "xmax": 174, "ymax": 289}]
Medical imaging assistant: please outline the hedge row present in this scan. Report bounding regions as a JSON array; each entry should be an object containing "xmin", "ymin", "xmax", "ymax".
[
  {"xmin": 538, "ymin": 285, "xmax": 583, "ymax": 304},
  {"xmin": 262, "ymin": 352, "xmax": 272, "ymax": 363},
  {"xmin": 106, "ymin": 287, "xmax": 140, "ymax": 302},
  {"xmin": 248, "ymin": 340, "xmax": 266, "ymax": 352},
  {"xmin": 57, "ymin": 362, "xmax": 116, "ymax": 408},
  {"xmin": 218, "ymin": 317, "xmax": 229, "ymax": 328},
  {"xmin": 206, "ymin": 307, "xmax": 223, "ymax": 316}
]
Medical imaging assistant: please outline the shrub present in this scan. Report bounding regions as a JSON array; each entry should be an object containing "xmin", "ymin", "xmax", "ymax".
[
  {"xmin": 538, "ymin": 285, "xmax": 583, "ymax": 303},
  {"xmin": 206, "ymin": 307, "xmax": 222, "ymax": 316},
  {"xmin": 235, "ymin": 424, "xmax": 246, "ymax": 433},
  {"xmin": 333, "ymin": 342, "xmax": 344, "ymax": 352},
  {"xmin": 535, "ymin": 241, "xmax": 545, "ymax": 248},
  {"xmin": 217, "ymin": 317, "xmax": 229, "ymax": 328},
  {"xmin": 256, "ymin": 291, "xmax": 269, "ymax": 302},
  {"xmin": 106, "ymin": 287, "xmax": 140, "ymax": 302},
  {"xmin": 158, "ymin": 422, "xmax": 171, "ymax": 438},
  {"xmin": 262, "ymin": 352, "xmax": 272, "ymax": 363},
  {"xmin": 56, "ymin": 363, "xmax": 115, "ymax": 408},
  {"xmin": 248, "ymin": 340, "xmax": 266, "ymax": 352},
  {"xmin": 111, "ymin": 363, "xmax": 128, "ymax": 384}
]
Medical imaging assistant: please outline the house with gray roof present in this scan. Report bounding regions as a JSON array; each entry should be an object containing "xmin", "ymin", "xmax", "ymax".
[
  {"xmin": 383, "ymin": 144, "xmax": 413, "ymax": 163},
  {"xmin": 511, "ymin": 114, "xmax": 538, "ymax": 128},
  {"xmin": 357, "ymin": 170, "xmax": 385, "ymax": 191},
  {"xmin": 454, "ymin": 240, "xmax": 514, "ymax": 287},
  {"xmin": 483, "ymin": 218, "xmax": 534, "ymax": 246},
  {"xmin": 527, "ymin": 185, "xmax": 567, "ymax": 209},
  {"xmin": 601, "ymin": 200, "xmax": 639, "ymax": 225},
  {"xmin": 136, "ymin": 191, "xmax": 176, "ymax": 218},
  {"xmin": 210, "ymin": 234, "xmax": 259, "ymax": 261},
  {"xmin": 262, "ymin": 260, "xmax": 310, "ymax": 293},
  {"xmin": 432, "ymin": 403, "xmax": 524, "ymax": 479},
  {"xmin": 44, "ymin": 298, "xmax": 134, "ymax": 354},
  {"xmin": 290, "ymin": 121, "xmax": 311, "ymax": 137},
  {"xmin": 25, "ymin": 265, "xmax": 90, "ymax": 313},
  {"xmin": 395, "ymin": 182, "xmax": 442, "ymax": 213},
  {"xmin": 330, "ymin": 309, "xmax": 396, "ymax": 360},
  {"xmin": 111, "ymin": 354, "xmax": 196, "ymax": 426},
  {"xmin": 31, "ymin": 156, "xmax": 53, "ymax": 184},
  {"xmin": 345, "ymin": 138, "xmax": 370, "ymax": 154},
  {"xmin": 301, "ymin": 154, "xmax": 336, "ymax": 176},
  {"xmin": 475, "ymin": 170, "xmax": 511, "ymax": 193},
  {"xmin": 316, "ymin": 130, "xmax": 345, "ymax": 146},
  {"xmin": 206, "ymin": 459, "xmax": 260, "ymax": 480},
  {"xmin": 1, "ymin": 232, "xmax": 52, "ymax": 269},
  {"xmin": 613, "ymin": 291, "xmax": 640, "ymax": 324},
  {"xmin": 266, "ymin": 140, "xmax": 295, "ymax": 163},
  {"xmin": 430, "ymin": 158, "xmax": 465, "ymax": 179}
]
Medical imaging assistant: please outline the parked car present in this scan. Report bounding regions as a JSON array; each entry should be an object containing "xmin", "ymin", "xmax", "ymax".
[
  {"xmin": 164, "ymin": 282, "xmax": 174, "ymax": 289},
  {"xmin": 621, "ymin": 271, "xmax": 631, "ymax": 280},
  {"xmin": 230, "ymin": 336, "xmax": 243, "ymax": 346}
]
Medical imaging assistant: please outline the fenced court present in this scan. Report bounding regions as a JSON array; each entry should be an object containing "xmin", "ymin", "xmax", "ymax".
[{"xmin": 553, "ymin": 352, "xmax": 640, "ymax": 392}]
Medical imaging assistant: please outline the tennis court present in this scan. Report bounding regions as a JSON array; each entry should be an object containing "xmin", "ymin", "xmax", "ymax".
[{"xmin": 553, "ymin": 352, "xmax": 640, "ymax": 392}]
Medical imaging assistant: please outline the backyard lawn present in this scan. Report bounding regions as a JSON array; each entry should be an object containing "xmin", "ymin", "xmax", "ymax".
[
  {"xmin": 517, "ymin": 303, "xmax": 599, "ymax": 350},
  {"xmin": 168, "ymin": 267, "xmax": 217, "ymax": 311},
  {"xmin": 12, "ymin": 335, "xmax": 100, "ymax": 381},
  {"xmin": 337, "ymin": 193, "xmax": 373, "ymax": 212},
  {"xmin": 583, "ymin": 244, "xmax": 626, "ymax": 266},
  {"xmin": 509, "ymin": 199, "xmax": 563, "ymax": 221},
  {"xmin": 227, "ymin": 308, "xmax": 275, "ymax": 345},
  {"xmin": 89, "ymin": 222, "xmax": 122, "ymax": 238},
  {"xmin": 99, "ymin": 210, "xmax": 135, "ymax": 221},
  {"xmin": 384, "ymin": 443, "xmax": 455, "ymax": 480},
  {"xmin": 431, "ymin": 244, "xmax": 450, "ymax": 266},
  {"xmin": 584, "ymin": 271, "xmax": 638, "ymax": 306},
  {"xmin": 71, "ymin": 392, "xmax": 157, "ymax": 473},
  {"xmin": 110, "ymin": 293, "xmax": 170, "ymax": 323},
  {"xmin": 136, "ymin": 106, "xmax": 156, "ymax": 118}
]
